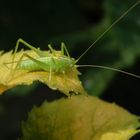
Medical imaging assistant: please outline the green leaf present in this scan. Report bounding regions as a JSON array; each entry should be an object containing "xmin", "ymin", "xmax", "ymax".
[{"xmin": 21, "ymin": 95, "xmax": 140, "ymax": 140}]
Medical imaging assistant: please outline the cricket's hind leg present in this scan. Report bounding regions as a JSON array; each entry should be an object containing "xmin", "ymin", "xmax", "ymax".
[
  {"xmin": 12, "ymin": 38, "xmax": 49, "ymax": 67},
  {"xmin": 14, "ymin": 38, "xmax": 42, "ymax": 56},
  {"xmin": 5, "ymin": 52, "xmax": 49, "ymax": 82},
  {"xmin": 12, "ymin": 53, "xmax": 54, "ymax": 81}
]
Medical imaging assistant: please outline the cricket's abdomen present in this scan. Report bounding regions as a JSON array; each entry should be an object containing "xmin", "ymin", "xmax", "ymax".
[{"xmin": 17, "ymin": 56, "xmax": 75, "ymax": 73}]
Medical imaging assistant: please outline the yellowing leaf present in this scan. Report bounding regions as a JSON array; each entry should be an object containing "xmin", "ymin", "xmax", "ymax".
[
  {"xmin": 0, "ymin": 50, "xmax": 87, "ymax": 96},
  {"xmin": 100, "ymin": 129, "xmax": 139, "ymax": 140},
  {"xmin": 21, "ymin": 95, "xmax": 140, "ymax": 140}
]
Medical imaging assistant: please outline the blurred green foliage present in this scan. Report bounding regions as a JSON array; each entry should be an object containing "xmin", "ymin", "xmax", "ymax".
[{"xmin": 79, "ymin": 0, "xmax": 140, "ymax": 96}]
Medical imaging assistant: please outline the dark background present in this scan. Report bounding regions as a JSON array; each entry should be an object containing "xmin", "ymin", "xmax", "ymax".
[{"xmin": 0, "ymin": 0, "xmax": 140, "ymax": 139}]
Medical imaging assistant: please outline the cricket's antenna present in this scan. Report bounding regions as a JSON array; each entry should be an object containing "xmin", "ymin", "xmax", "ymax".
[
  {"xmin": 78, "ymin": 65, "xmax": 140, "ymax": 79},
  {"xmin": 76, "ymin": 0, "xmax": 140, "ymax": 63}
]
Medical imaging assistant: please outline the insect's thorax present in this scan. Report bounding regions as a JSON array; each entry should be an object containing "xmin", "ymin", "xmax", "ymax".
[{"xmin": 18, "ymin": 55, "xmax": 75, "ymax": 73}]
